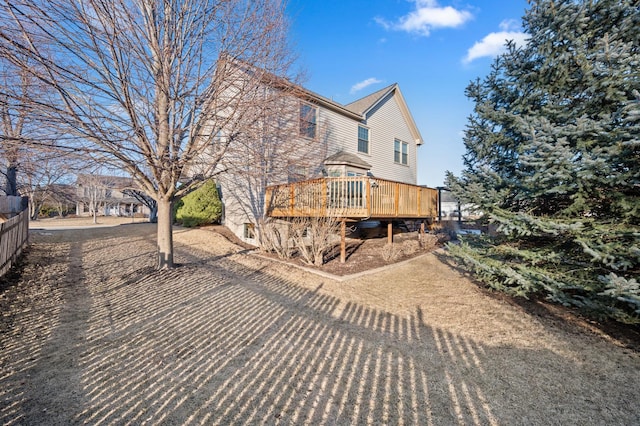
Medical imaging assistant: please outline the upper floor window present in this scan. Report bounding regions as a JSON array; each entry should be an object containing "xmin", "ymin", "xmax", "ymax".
[
  {"xmin": 357, "ymin": 125, "xmax": 369, "ymax": 154},
  {"xmin": 287, "ymin": 164, "xmax": 307, "ymax": 183},
  {"xmin": 394, "ymin": 139, "xmax": 408, "ymax": 165},
  {"xmin": 299, "ymin": 102, "xmax": 317, "ymax": 139}
]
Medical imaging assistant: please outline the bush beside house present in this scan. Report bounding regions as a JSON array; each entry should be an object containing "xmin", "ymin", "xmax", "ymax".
[{"xmin": 175, "ymin": 180, "xmax": 223, "ymax": 227}]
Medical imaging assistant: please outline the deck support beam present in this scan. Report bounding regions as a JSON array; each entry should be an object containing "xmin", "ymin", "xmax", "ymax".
[{"xmin": 340, "ymin": 219, "xmax": 346, "ymax": 263}]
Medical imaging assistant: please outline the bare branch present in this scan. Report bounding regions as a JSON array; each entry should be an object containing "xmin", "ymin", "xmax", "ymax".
[{"xmin": 0, "ymin": 0, "xmax": 296, "ymax": 268}]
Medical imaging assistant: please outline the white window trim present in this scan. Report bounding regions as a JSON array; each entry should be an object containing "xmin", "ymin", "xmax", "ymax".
[
  {"xmin": 394, "ymin": 139, "xmax": 409, "ymax": 165},
  {"xmin": 357, "ymin": 125, "xmax": 370, "ymax": 154},
  {"xmin": 299, "ymin": 101, "xmax": 318, "ymax": 139}
]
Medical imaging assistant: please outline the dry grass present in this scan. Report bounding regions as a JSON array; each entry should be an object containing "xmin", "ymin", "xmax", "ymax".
[
  {"xmin": 0, "ymin": 221, "xmax": 638, "ymax": 424},
  {"xmin": 30, "ymin": 215, "xmax": 147, "ymax": 227}
]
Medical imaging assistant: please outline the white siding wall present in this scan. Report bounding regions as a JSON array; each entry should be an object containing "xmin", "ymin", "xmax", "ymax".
[
  {"xmin": 364, "ymin": 94, "xmax": 417, "ymax": 184},
  {"xmin": 316, "ymin": 92, "xmax": 419, "ymax": 184},
  {"xmin": 220, "ymin": 91, "xmax": 421, "ymax": 242},
  {"xmin": 315, "ymin": 106, "xmax": 358, "ymax": 164}
]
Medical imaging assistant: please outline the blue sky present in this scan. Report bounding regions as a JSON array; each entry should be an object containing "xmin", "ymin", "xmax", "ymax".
[{"xmin": 286, "ymin": 0, "xmax": 530, "ymax": 187}]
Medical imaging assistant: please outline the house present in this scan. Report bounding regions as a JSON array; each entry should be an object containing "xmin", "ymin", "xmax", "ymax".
[
  {"xmin": 215, "ymin": 69, "xmax": 437, "ymax": 245},
  {"xmin": 437, "ymin": 189, "xmax": 479, "ymax": 222},
  {"xmin": 75, "ymin": 174, "xmax": 150, "ymax": 218}
]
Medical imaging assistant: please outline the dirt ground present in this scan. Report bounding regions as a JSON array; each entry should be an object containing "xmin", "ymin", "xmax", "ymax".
[{"xmin": 1, "ymin": 217, "xmax": 639, "ymax": 425}]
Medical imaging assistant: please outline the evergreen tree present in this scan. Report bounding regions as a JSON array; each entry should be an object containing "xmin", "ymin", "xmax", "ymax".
[
  {"xmin": 446, "ymin": 0, "xmax": 640, "ymax": 323},
  {"xmin": 175, "ymin": 180, "xmax": 223, "ymax": 228}
]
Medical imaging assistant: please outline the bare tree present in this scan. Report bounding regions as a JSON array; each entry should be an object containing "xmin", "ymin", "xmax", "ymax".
[
  {"xmin": 121, "ymin": 188, "xmax": 158, "ymax": 223},
  {"xmin": 76, "ymin": 174, "xmax": 117, "ymax": 224},
  {"xmin": 44, "ymin": 183, "xmax": 76, "ymax": 217},
  {"xmin": 20, "ymin": 154, "xmax": 76, "ymax": 219},
  {"xmin": 0, "ymin": 0, "xmax": 295, "ymax": 268},
  {"xmin": 214, "ymin": 86, "xmax": 329, "ymax": 244},
  {"xmin": 0, "ymin": 58, "xmax": 46, "ymax": 196}
]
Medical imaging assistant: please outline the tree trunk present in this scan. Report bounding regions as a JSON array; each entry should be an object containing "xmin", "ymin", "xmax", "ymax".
[
  {"xmin": 149, "ymin": 205, "xmax": 158, "ymax": 223},
  {"xmin": 157, "ymin": 198, "xmax": 173, "ymax": 269},
  {"xmin": 30, "ymin": 199, "xmax": 37, "ymax": 220},
  {"xmin": 5, "ymin": 165, "xmax": 17, "ymax": 196},
  {"xmin": 30, "ymin": 200, "xmax": 44, "ymax": 220}
]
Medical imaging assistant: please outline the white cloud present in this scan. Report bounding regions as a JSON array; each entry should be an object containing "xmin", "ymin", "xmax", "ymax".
[
  {"xmin": 463, "ymin": 20, "xmax": 528, "ymax": 64},
  {"xmin": 350, "ymin": 77, "xmax": 382, "ymax": 94},
  {"xmin": 376, "ymin": 0, "xmax": 473, "ymax": 36}
]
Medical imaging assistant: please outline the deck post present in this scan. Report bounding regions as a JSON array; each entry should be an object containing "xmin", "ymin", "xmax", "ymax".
[
  {"xmin": 420, "ymin": 221, "xmax": 425, "ymax": 242},
  {"xmin": 387, "ymin": 222, "xmax": 393, "ymax": 244},
  {"xmin": 340, "ymin": 219, "xmax": 346, "ymax": 263}
]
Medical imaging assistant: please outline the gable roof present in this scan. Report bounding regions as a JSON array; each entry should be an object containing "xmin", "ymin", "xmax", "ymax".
[
  {"xmin": 76, "ymin": 174, "xmax": 138, "ymax": 190},
  {"xmin": 345, "ymin": 84, "xmax": 397, "ymax": 115},
  {"xmin": 295, "ymin": 86, "xmax": 362, "ymax": 121},
  {"xmin": 346, "ymin": 84, "xmax": 423, "ymax": 146},
  {"xmin": 221, "ymin": 54, "xmax": 423, "ymax": 145}
]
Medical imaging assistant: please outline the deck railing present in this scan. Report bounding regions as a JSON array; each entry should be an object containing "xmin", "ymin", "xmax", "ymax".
[{"xmin": 265, "ymin": 177, "xmax": 437, "ymax": 220}]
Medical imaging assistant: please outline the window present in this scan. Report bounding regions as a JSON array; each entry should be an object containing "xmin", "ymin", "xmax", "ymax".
[
  {"xmin": 244, "ymin": 223, "xmax": 255, "ymax": 239},
  {"xmin": 287, "ymin": 164, "xmax": 307, "ymax": 183},
  {"xmin": 394, "ymin": 139, "xmax": 408, "ymax": 165},
  {"xmin": 402, "ymin": 142, "xmax": 408, "ymax": 165},
  {"xmin": 299, "ymin": 102, "xmax": 317, "ymax": 139},
  {"xmin": 357, "ymin": 126, "xmax": 369, "ymax": 154}
]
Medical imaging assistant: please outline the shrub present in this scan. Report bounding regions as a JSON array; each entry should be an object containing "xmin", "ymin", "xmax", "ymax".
[
  {"xmin": 290, "ymin": 216, "xmax": 340, "ymax": 266},
  {"xmin": 380, "ymin": 243, "xmax": 401, "ymax": 263},
  {"xmin": 401, "ymin": 240, "xmax": 420, "ymax": 256},
  {"xmin": 259, "ymin": 218, "xmax": 293, "ymax": 259},
  {"xmin": 420, "ymin": 233, "xmax": 440, "ymax": 250},
  {"xmin": 175, "ymin": 180, "xmax": 222, "ymax": 227}
]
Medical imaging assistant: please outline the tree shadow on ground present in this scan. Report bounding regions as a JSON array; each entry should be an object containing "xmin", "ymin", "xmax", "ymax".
[
  {"xmin": 1, "ymin": 230, "xmax": 639, "ymax": 425},
  {"xmin": 432, "ymin": 249, "xmax": 640, "ymax": 352}
]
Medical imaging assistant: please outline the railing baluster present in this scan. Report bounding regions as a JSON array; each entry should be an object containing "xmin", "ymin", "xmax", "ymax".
[{"xmin": 265, "ymin": 176, "xmax": 437, "ymax": 219}]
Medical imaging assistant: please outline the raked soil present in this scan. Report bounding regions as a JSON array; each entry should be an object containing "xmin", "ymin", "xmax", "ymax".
[{"xmin": 1, "ymin": 218, "xmax": 639, "ymax": 425}]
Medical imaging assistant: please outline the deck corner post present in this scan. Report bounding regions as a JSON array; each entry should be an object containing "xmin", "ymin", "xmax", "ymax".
[
  {"xmin": 387, "ymin": 222, "xmax": 393, "ymax": 245},
  {"xmin": 340, "ymin": 219, "xmax": 346, "ymax": 263}
]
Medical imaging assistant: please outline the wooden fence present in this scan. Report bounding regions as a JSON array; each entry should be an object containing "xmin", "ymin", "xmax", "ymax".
[
  {"xmin": 0, "ymin": 198, "xmax": 29, "ymax": 278},
  {"xmin": 0, "ymin": 196, "xmax": 27, "ymax": 214}
]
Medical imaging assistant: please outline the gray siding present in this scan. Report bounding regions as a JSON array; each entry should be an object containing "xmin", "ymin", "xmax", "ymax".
[
  {"xmin": 218, "ymin": 85, "xmax": 422, "ymax": 242},
  {"xmin": 316, "ymin": 92, "xmax": 418, "ymax": 184},
  {"xmin": 365, "ymin": 93, "xmax": 417, "ymax": 184},
  {"xmin": 316, "ymin": 106, "xmax": 358, "ymax": 164}
]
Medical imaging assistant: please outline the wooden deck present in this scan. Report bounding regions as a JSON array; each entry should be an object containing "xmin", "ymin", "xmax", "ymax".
[{"xmin": 265, "ymin": 177, "xmax": 438, "ymax": 220}]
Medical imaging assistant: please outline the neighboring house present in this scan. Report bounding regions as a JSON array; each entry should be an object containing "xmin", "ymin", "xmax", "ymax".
[
  {"xmin": 438, "ymin": 189, "xmax": 478, "ymax": 221},
  {"xmin": 75, "ymin": 174, "xmax": 149, "ymax": 217},
  {"xmin": 214, "ymin": 62, "xmax": 435, "ymax": 243},
  {"xmin": 41, "ymin": 183, "xmax": 76, "ymax": 216}
]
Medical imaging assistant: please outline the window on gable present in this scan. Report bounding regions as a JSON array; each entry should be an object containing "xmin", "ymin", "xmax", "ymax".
[
  {"xmin": 394, "ymin": 139, "xmax": 408, "ymax": 165},
  {"xmin": 299, "ymin": 102, "xmax": 317, "ymax": 139},
  {"xmin": 357, "ymin": 125, "xmax": 369, "ymax": 154},
  {"xmin": 402, "ymin": 141, "xmax": 408, "ymax": 165}
]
